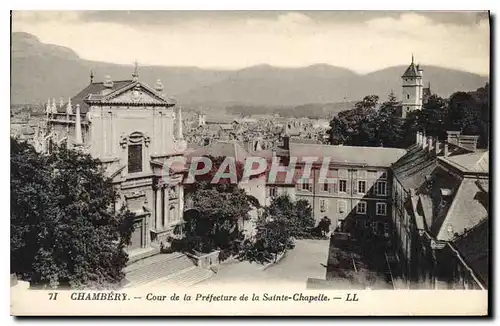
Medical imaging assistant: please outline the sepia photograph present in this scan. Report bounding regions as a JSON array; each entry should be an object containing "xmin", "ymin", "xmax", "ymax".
[{"xmin": 9, "ymin": 9, "xmax": 491, "ymax": 316}]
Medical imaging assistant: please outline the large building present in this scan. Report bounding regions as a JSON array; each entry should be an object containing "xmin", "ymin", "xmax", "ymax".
[
  {"xmin": 267, "ymin": 137, "xmax": 407, "ymax": 235},
  {"xmin": 391, "ymin": 131, "xmax": 489, "ymax": 289},
  {"xmin": 34, "ymin": 65, "xmax": 187, "ymax": 258}
]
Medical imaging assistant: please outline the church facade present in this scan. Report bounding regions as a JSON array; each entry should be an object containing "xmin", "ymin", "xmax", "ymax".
[{"xmin": 35, "ymin": 65, "xmax": 187, "ymax": 257}]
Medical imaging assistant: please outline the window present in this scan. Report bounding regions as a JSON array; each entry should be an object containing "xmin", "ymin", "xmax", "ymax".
[
  {"xmin": 358, "ymin": 180, "xmax": 366, "ymax": 194},
  {"xmin": 376, "ymin": 181, "xmax": 387, "ymax": 196},
  {"xmin": 320, "ymin": 199, "xmax": 328, "ymax": 212},
  {"xmin": 268, "ymin": 187, "xmax": 278, "ymax": 198},
  {"xmin": 301, "ymin": 181, "xmax": 312, "ymax": 192},
  {"xmin": 356, "ymin": 201, "xmax": 366, "ymax": 214},
  {"xmin": 339, "ymin": 180, "xmax": 347, "ymax": 193},
  {"xmin": 323, "ymin": 183, "xmax": 329, "ymax": 192},
  {"xmin": 357, "ymin": 201, "xmax": 367, "ymax": 214},
  {"xmin": 128, "ymin": 144, "xmax": 143, "ymax": 173},
  {"xmin": 338, "ymin": 200, "xmax": 347, "ymax": 214},
  {"xmin": 376, "ymin": 202, "xmax": 387, "ymax": 216},
  {"xmin": 372, "ymin": 222, "xmax": 378, "ymax": 233}
]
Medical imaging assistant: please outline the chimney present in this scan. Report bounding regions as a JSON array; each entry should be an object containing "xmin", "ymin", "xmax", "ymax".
[
  {"xmin": 416, "ymin": 131, "xmax": 421, "ymax": 146},
  {"xmin": 51, "ymin": 98, "xmax": 57, "ymax": 114},
  {"xmin": 421, "ymin": 133, "xmax": 427, "ymax": 150},
  {"xmin": 103, "ymin": 75, "xmax": 114, "ymax": 88},
  {"xmin": 155, "ymin": 79, "xmax": 164, "ymax": 93},
  {"xmin": 446, "ymin": 131, "xmax": 460, "ymax": 146},
  {"xmin": 74, "ymin": 104, "xmax": 83, "ymax": 146},
  {"xmin": 435, "ymin": 138, "xmax": 440, "ymax": 155},
  {"xmin": 444, "ymin": 142, "xmax": 449, "ymax": 157},
  {"xmin": 458, "ymin": 135, "xmax": 479, "ymax": 152},
  {"xmin": 427, "ymin": 136, "xmax": 433, "ymax": 153}
]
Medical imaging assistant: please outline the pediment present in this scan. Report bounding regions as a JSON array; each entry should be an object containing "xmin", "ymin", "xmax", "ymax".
[{"xmin": 103, "ymin": 83, "xmax": 174, "ymax": 106}]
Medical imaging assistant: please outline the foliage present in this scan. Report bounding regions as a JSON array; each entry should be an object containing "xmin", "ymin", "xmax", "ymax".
[
  {"xmin": 326, "ymin": 84, "xmax": 490, "ymax": 149},
  {"xmin": 263, "ymin": 195, "xmax": 315, "ymax": 239},
  {"xmin": 11, "ymin": 139, "xmax": 135, "ymax": 289},
  {"xmin": 237, "ymin": 195, "xmax": 315, "ymax": 264},
  {"xmin": 180, "ymin": 186, "xmax": 252, "ymax": 258}
]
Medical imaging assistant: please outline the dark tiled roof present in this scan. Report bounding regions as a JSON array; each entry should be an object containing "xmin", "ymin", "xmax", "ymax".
[
  {"xmin": 58, "ymin": 80, "xmax": 134, "ymax": 114},
  {"xmin": 402, "ymin": 62, "xmax": 420, "ymax": 78},
  {"xmin": 392, "ymin": 144, "xmax": 438, "ymax": 190},
  {"xmin": 452, "ymin": 219, "xmax": 489, "ymax": 287},
  {"xmin": 416, "ymin": 165, "xmax": 463, "ymax": 238},
  {"xmin": 186, "ymin": 141, "xmax": 249, "ymax": 163}
]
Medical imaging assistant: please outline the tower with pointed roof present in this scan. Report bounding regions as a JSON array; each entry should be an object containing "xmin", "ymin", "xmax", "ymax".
[{"xmin": 401, "ymin": 55, "xmax": 424, "ymax": 118}]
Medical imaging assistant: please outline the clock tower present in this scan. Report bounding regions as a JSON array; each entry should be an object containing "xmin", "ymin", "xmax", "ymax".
[{"xmin": 401, "ymin": 55, "xmax": 424, "ymax": 118}]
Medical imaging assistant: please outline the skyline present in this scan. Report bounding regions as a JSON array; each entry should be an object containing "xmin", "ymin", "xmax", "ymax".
[{"xmin": 12, "ymin": 11, "xmax": 490, "ymax": 75}]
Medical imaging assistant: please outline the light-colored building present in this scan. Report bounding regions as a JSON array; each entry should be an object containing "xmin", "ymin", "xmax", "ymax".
[
  {"xmin": 35, "ymin": 66, "xmax": 187, "ymax": 258},
  {"xmin": 267, "ymin": 138, "xmax": 407, "ymax": 234},
  {"xmin": 400, "ymin": 56, "xmax": 432, "ymax": 119},
  {"xmin": 401, "ymin": 55, "xmax": 426, "ymax": 118},
  {"xmin": 391, "ymin": 131, "xmax": 489, "ymax": 289}
]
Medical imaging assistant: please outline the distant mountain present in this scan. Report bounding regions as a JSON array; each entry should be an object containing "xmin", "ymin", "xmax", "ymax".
[{"xmin": 11, "ymin": 32, "xmax": 489, "ymax": 108}]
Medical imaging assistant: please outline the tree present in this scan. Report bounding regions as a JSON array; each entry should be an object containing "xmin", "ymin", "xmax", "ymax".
[
  {"xmin": 180, "ymin": 186, "xmax": 253, "ymax": 258},
  {"xmin": 327, "ymin": 95, "xmax": 379, "ymax": 146},
  {"xmin": 11, "ymin": 138, "xmax": 135, "ymax": 289},
  {"xmin": 376, "ymin": 91, "xmax": 405, "ymax": 148},
  {"xmin": 263, "ymin": 195, "xmax": 315, "ymax": 239}
]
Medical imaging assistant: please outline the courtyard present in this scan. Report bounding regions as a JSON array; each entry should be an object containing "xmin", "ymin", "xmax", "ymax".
[{"xmin": 193, "ymin": 239, "xmax": 330, "ymax": 287}]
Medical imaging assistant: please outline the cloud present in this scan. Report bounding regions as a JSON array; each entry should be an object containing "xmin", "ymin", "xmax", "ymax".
[{"xmin": 11, "ymin": 11, "xmax": 489, "ymax": 75}]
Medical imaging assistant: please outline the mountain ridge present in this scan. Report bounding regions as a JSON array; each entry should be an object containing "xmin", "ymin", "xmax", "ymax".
[{"xmin": 11, "ymin": 32, "xmax": 489, "ymax": 106}]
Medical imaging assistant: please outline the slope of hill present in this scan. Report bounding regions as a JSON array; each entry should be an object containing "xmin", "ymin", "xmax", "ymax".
[{"xmin": 11, "ymin": 32, "xmax": 489, "ymax": 107}]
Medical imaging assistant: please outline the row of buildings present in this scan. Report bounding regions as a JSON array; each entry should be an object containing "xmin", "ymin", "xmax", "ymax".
[{"xmin": 28, "ymin": 58, "xmax": 488, "ymax": 289}]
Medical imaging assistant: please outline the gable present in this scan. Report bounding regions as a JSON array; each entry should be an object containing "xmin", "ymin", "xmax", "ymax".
[{"xmin": 104, "ymin": 84, "xmax": 171, "ymax": 105}]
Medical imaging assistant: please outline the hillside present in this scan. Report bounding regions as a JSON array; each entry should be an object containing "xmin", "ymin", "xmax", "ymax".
[{"xmin": 11, "ymin": 32, "xmax": 489, "ymax": 107}]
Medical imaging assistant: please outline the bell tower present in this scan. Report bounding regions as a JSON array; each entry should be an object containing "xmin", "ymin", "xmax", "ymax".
[{"xmin": 401, "ymin": 54, "xmax": 424, "ymax": 118}]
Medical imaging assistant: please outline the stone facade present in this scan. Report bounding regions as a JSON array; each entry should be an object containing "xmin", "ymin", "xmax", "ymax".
[{"xmin": 35, "ymin": 68, "xmax": 187, "ymax": 257}]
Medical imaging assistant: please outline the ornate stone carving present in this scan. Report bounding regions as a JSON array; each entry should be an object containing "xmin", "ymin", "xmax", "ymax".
[
  {"xmin": 119, "ymin": 135, "xmax": 128, "ymax": 148},
  {"xmin": 144, "ymin": 134, "xmax": 151, "ymax": 147}
]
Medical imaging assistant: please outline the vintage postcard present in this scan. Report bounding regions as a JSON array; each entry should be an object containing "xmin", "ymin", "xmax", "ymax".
[{"xmin": 10, "ymin": 10, "xmax": 490, "ymax": 316}]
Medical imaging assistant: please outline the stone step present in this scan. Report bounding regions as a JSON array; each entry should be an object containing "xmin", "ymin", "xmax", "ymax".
[
  {"xmin": 126, "ymin": 248, "xmax": 161, "ymax": 266},
  {"xmin": 124, "ymin": 252, "xmax": 183, "ymax": 274},
  {"xmin": 125, "ymin": 254, "xmax": 196, "ymax": 287},
  {"xmin": 161, "ymin": 266, "xmax": 214, "ymax": 287}
]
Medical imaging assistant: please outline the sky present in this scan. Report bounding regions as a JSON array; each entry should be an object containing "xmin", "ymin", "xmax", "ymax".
[{"xmin": 12, "ymin": 10, "xmax": 490, "ymax": 75}]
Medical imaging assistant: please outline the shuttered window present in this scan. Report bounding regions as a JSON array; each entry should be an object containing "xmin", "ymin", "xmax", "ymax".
[{"xmin": 128, "ymin": 144, "xmax": 143, "ymax": 173}]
